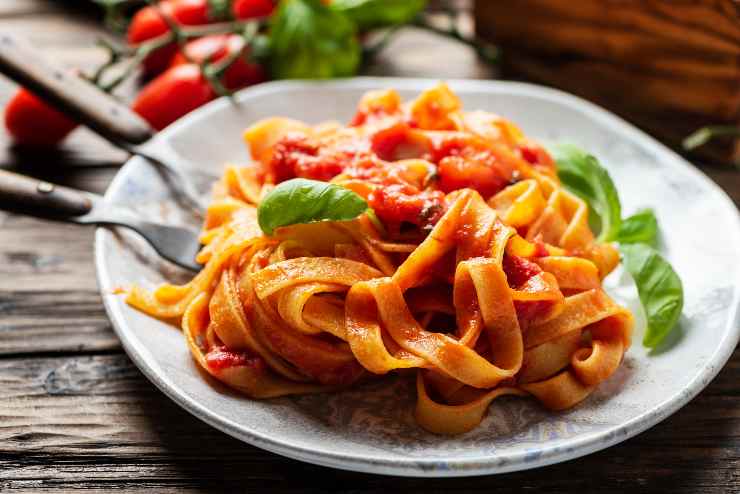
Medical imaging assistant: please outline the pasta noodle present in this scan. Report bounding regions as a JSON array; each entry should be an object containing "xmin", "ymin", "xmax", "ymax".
[{"xmin": 125, "ymin": 83, "xmax": 633, "ymax": 435}]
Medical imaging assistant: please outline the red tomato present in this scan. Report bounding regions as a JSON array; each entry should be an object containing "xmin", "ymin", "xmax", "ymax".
[
  {"xmin": 368, "ymin": 184, "xmax": 446, "ymax": 229},
  {"xmin": 502, "ymin": 254, "xmax": 542, "ymax": 288},
  {"xmin": 132, "ymin": 64, "xmax": 215, "ymax": 130},
  {"xmin": 205, "ymin": 346, "xmax": 264, "ymax": 371},
  {"xmin": 267, "ymin": 133, "xmax": 358, "ymax": 183},
  {"xmin": 502, "ymin": 254, "xmax": 557, "ymax": 326},
  {"xmin": 232, "ymin": 0, "xmax": 275, "ymax": 19},
  {"xmin": 437, "ymin": 154, "xmax": 507, "ymax": 199},
  {"xmin": 170, "ymin": 34, "xmax": 266, "ymax": 90},
  {"xmin": 127, "ymin": 0, "xmax": 212, "ymax": 75},
  {"xmin": 518, "ymin": 140, "xmax": 556, "ymax": 170},
  {"xmin": 4, "ymin": 88, "xmax": 78, "ymax": 147}
]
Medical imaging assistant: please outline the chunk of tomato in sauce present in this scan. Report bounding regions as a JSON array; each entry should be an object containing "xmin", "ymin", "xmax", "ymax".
[
  {"xmin": 518, "ymin": 141, "xmax": 555, "ymax": 170},
  {"xmin": 502, "ymin": 254, "xmax": 542, "ymax": 289},
  {"xmin": 431, "ymin": 135, "xmax": 509, "ymax": 199},
  {"xmin": 268, "ymin": 133, "xmax": 317, "ymax": 182},
  {"xmin": 371, "ymin": 122, "xmax": 408, "ymax": 160},
  {"xmin": 368, "ymin": 183, "xmax": 446, "ymax": 230},
  {"xmin": 205, "ymin": 347, "xmax": 265, "ymax": 371},
  {"xmin": 502, "ymin": 255, "xmax": 558, "ymax": 327},
  {"xmin": 269, "ymin": 133, "xmax": 371, "ymax": 183},
  {"xmin": 437, "ymin": 154, "xmax": 508, "ymax": 199}
]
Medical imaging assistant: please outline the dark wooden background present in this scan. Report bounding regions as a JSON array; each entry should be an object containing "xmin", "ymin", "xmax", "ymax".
[{"xmin": 1, "ymin": 2, "xmax": 739, "ymax": 492}]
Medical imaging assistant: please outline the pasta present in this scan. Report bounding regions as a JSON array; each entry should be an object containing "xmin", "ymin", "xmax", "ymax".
[{"xmin": 125, "ymin": 83, "xmax": 634, "ymax": 435}]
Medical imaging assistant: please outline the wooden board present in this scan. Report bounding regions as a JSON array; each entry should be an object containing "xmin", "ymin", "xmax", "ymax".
[
  {"xmin": 1, "ymin": 1, "xmax": 740, "ymax": 492},
  {"xmin": 474, "ymin": 0, "xmax": 740, "ymax": 164}
]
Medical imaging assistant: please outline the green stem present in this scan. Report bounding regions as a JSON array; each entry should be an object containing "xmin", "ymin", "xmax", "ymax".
[
  {"xmin": 202, "ymin": 21, "xmax": 259, "ymax": 97},
  {"xmin": 682, "ymin": 125, "xmax": 740, "ymax": 151},
  {"xmin": 87, "ymin": 38, "xmax": 122, "ymax": 86},
  {"xmin": 97, "ymin": 32, "xmax": 175, "ymax": 92},
  {"xmin": 89, "ymin": 17, "xmax": 260, "ymax": 93},
  {"xmin": 208, "ymin": 22, "xmax": 259, "ymax": 78}
]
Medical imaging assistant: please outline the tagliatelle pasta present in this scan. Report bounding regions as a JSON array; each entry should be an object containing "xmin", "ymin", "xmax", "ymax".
[{"xmin": 125, "ymin": 83, "xmax": 633, "ymax": 435}]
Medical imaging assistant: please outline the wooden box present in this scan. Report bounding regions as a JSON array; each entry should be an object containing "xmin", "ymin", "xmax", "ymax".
[{"xmin": 474, "ymin": 0, "xmax": 740, "ymax": 164}]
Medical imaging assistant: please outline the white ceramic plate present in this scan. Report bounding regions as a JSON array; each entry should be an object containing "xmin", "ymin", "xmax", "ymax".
[{"xmin": 95, "ymin": 78, "xmax": 740, "ymax": 477}]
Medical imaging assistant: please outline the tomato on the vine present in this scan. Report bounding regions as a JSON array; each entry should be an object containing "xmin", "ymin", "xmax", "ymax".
[
  {"xmin": 170, "ymin": 34, "xmax": 266, "ymax": 90},
  {"xmin": 132, "ymin": 63, "xmax": 215, "ymax": 130},
  {"xmin": 127, "ymin": 0, "xmax": 214, "ymax": 76},
  {"xmin": 232, "ymin": 0, "xmax": 275, "ymax": 19},
  {"xmin": 4, "ymin": 88, "xmax": 78, "ymax": 147}
]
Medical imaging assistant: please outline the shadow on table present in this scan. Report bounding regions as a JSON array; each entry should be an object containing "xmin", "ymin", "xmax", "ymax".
[{"xmin": 133, "ymin": 345, "xmax": 740, "ymax": 493}]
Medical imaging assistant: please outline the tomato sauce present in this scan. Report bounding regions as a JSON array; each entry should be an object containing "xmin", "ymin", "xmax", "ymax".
[
  {"xmin": 502, "ymin": 254, "xmax": 543, "ymax": 289},
  {"xmin": 517, "ymin": 140, "xmax": 555, "ymax": 171},
  {"xmin": 205, "ymin": 347, "xmax": 265, "ymax": 371},
  {"xmin": 502, "ymin": 254, "xmax": 556, "ymax": 326},
  {"xmin": 513, "ymin": 299, "xmax": 554, "ymax": 327},
  {"xmin": 267, "ymin": 103, "xmax": 556, "ymax": 234},
  {"xmin": 368, "ymin": 184, "xmax": 446, "ymax": 231}
]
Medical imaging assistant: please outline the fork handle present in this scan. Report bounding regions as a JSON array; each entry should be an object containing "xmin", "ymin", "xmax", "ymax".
[
  {"xmin": 0, "ymin": 169, "xmax": 93, "ymax": 218},
  {"xmin": 0, "ymin": 34, "xmax": 154, "ymax": 145}
]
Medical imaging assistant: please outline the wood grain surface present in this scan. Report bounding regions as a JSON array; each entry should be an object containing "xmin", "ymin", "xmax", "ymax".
[{"xmin": 1, "ymin": 2, "xmax": 739, "ymax": 492}]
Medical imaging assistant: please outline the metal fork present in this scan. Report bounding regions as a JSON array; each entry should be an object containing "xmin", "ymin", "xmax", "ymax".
[
  {"xmin": 0, "ymin": 34, "xmax": 215, "ymax": 216},
  {"xmin": 0, "ymin": 169, "xmax": 201, "ymax": 271}
]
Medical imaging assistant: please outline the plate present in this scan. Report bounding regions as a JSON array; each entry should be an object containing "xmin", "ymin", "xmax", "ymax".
[{"xmin": 95, "ymin": 78, "xmax": 740, "ymax": 477}]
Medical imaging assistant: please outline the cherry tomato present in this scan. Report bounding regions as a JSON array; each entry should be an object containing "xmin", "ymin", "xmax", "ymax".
[
  {"xmin": 232, "ymin": 0, "xmax": 275, "ymax": 19},
  {"xmin": 132, "ymin": 64, "xmax": 215, "ymax": 130},
  {"xmin": 4, "ymin": 88, "xmax": 77, "ymax": 147},
  {"xmin": 170, "ymin": 34, "xmax": 266, "ymax": 90},
  {"xmin": 127, "ymin": 0, "xmax": 212, "ymax": 76}
]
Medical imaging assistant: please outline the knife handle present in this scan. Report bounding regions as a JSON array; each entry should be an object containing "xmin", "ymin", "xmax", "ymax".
[
  {"xmin": 0, "ymin": 34, "xmax": 154, "ymax": 145},
  {"xmin": 0, "ymin": 169, "xmax": 93, "ymax": 218}
]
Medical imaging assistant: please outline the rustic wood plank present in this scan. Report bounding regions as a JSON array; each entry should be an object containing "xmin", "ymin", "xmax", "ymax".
[
  {"xmin": 0, "ymin": 290, "xmax": 118, "ymax": 356},
  {"xmin": 0, "ymin": 215, "xmax": 99, "ymax": 291},
  {"xmin": 0, "ymin": 352, "xmax": 739, "ymax": 492}
]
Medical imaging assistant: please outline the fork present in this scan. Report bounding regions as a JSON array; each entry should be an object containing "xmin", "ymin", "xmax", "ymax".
[
  {"xmin": 0, "ymin": 169, "xmax": 202, "ymax": 271},
  {"xmin": 0, "ymin": 34, "xmax": 216, "ymax": 216}
]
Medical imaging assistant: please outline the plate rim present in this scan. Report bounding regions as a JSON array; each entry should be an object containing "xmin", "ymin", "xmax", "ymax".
[{"xmin": 95, "ymin": 77, "xmax": 740, "ymax": 477}]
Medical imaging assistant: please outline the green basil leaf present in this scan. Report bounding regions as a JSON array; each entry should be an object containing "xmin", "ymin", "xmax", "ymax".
[
  {"xmin": 550, "ymin": 143, "xmax": 622, "ymax": 242},
  {"xmin": 257, "ymin": 178, "xmax": 369, "ymax": 235},
  {"xmin": 620, "ymin": 243, "xmax": 684, "ymax": 348},
  {"xmin": 617, "ymin": 208, "xmax": 658, "ymax": 246},
  {"xmin": 330, "ymin": 0, "xmax": 427, "ymax": 31},
  {"xmin": 268, "ymin": 0, "xmax": 361, "ymax": 79}
]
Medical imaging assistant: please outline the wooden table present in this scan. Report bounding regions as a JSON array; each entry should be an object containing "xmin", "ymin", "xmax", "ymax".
[{"xmin": 2, "ymin": 3, "xmax": 740, "ymax": 492}]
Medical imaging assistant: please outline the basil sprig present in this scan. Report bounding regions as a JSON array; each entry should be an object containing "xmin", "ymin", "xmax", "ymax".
[
  {"xmin": 330, "ymin": 0, "xmax": 427, "ymax": 31},
  {"xmin": 550, "ymin": 143, "xmax": 622, "ymax": 242},
  {"xmin": 619, "ymin": 243, "xmax": 684, "ymax": 348},
  {"xmin": 257, "ymin": 178, "xmax": 369, "ymax": 235},
  {"xmin": 550, "ymin": 143, "xmax": 684, "ymax": 349},
  {"xmin": 268, "ymin": 0, "xmax": 361, "ymax": 79},
  {"xmin": 265, "ymin": 0, "xmax": 427, "ymax": 79},
  {"xmin": 617, "ymin": 208, "xmax": 658, "ymax": 246}
]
